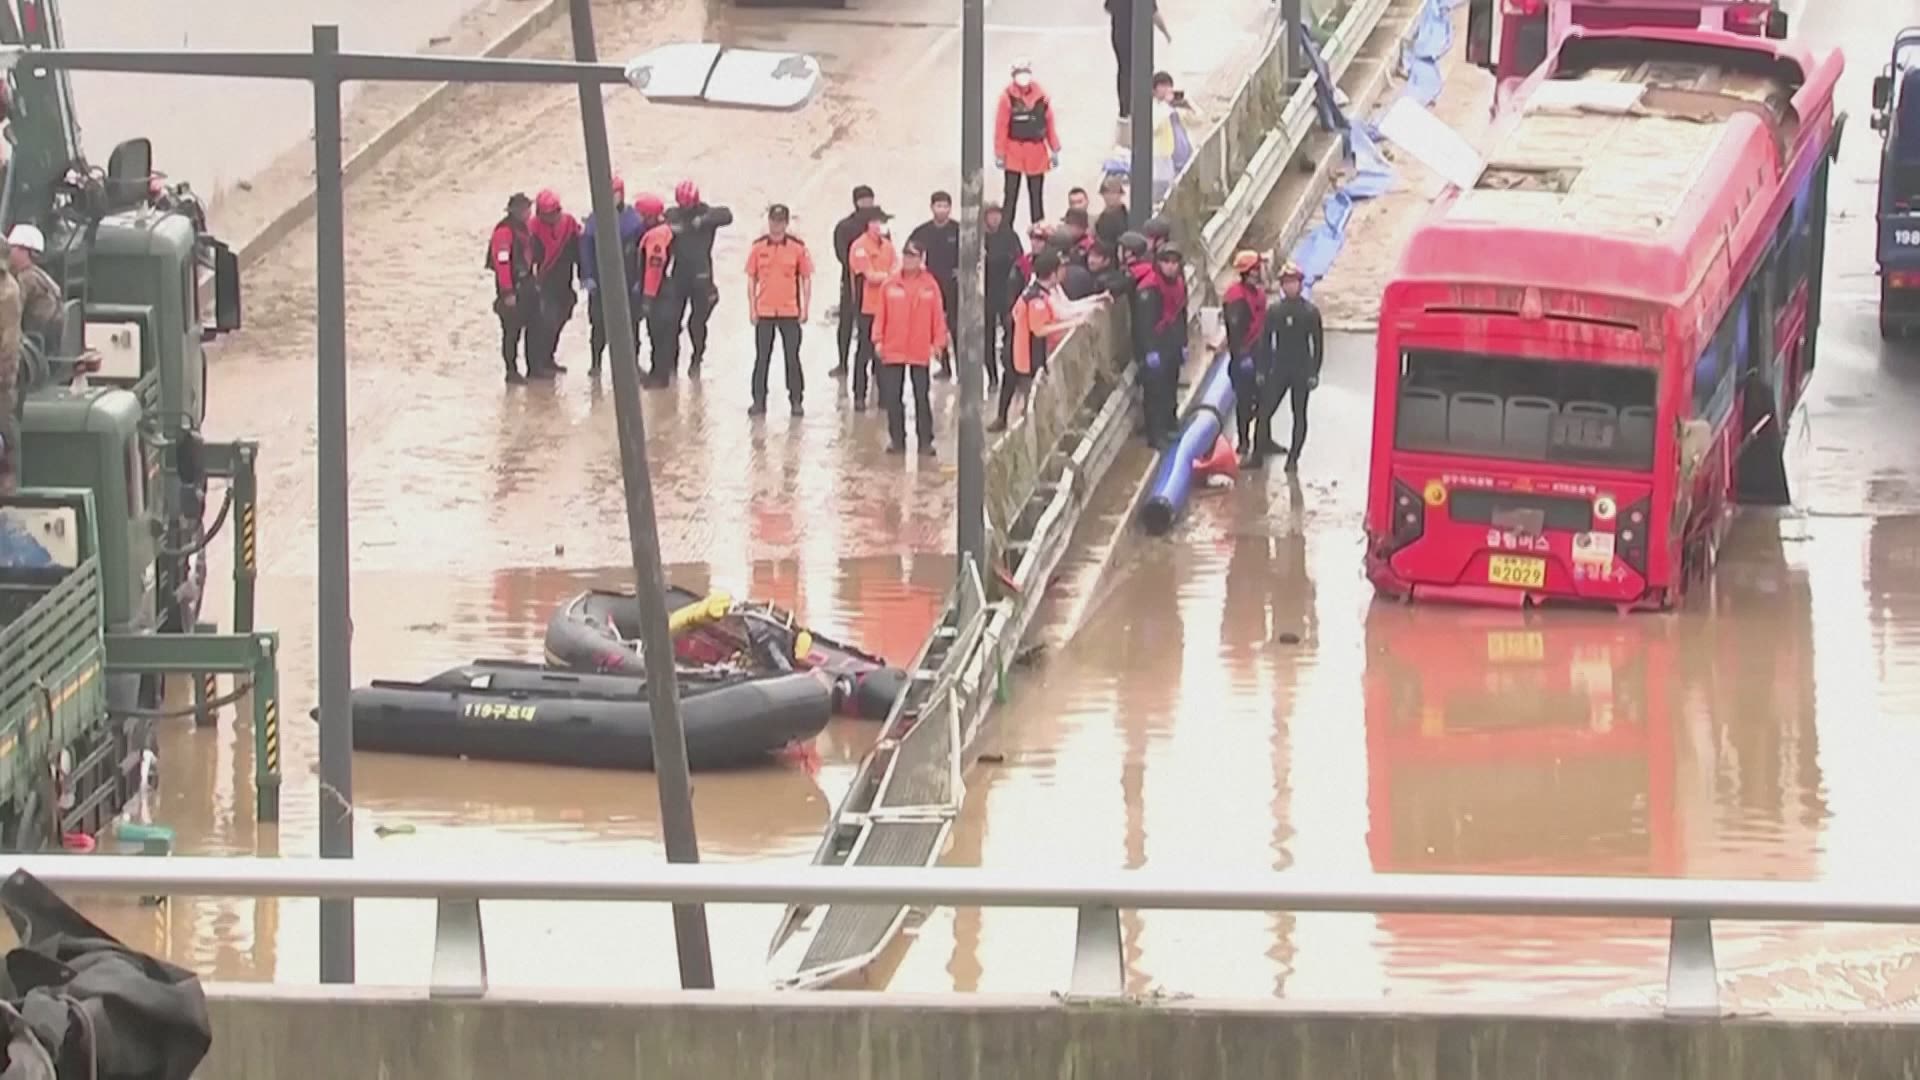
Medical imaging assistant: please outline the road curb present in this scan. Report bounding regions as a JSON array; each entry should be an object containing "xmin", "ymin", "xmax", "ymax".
[{"xmin": 231, "ymin": 0, "xmax": 568, "ymax": 268}]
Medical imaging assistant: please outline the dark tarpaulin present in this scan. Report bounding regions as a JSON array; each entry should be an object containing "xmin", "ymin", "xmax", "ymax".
[{"xmin": 0, "ymin": 870, "xmax": 210, "ymax": 1080}]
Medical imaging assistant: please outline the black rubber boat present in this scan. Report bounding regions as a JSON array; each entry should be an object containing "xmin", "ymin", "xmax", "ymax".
[
  {"xmin": 544, "ymin": 587, "xmax": 910, "ymax": 720},
  {"xmin": 343, "ymin": 660, "xmax": 833, "ymax": 771}
]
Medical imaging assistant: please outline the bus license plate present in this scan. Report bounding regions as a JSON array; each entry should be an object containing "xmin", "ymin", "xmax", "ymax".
[{"xmin": 1487, "ymin": 555, "xmax": 1546, "ymax": 589}]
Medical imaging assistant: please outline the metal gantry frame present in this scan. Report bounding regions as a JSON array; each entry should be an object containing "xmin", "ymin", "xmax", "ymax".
[
  {"xmin": 14, "ymin": 853, "xmax": 1897, "ymax": 1017},
  {"xmin": 2, "ymin": 0, "xmax": 828, "ymax": 987}
]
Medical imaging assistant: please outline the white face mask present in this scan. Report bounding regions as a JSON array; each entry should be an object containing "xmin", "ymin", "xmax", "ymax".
[{"xmin": 1013, "ymin": 72, "xmax": 1033, "ymax": 88}]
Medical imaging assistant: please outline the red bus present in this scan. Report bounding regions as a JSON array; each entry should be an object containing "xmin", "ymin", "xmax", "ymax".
[
  {"xmin": 1467, "ymin": 1, "xmax": 1789, "ymax": 111},
  {"xmin": 1364, "ymin": 26, "xmax": 1845, "ymax": 611}
]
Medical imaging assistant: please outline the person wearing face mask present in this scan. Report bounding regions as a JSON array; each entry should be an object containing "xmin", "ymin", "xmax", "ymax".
[
  {"xmin": 1221, "ymin": 250, "xmax": 1269, "ymax": 466},
  {"xmin": 846, "ymin": 208, "xmax": 896, "ymax": 411},
  {"xmin": 831, "ymin": 184, "xmax": 878, "ymax": 377},
  {"xmin": 907, "ymin": 190, "xmax": 961, "ymax": 380},
  {"xmin": 578, "ymin": 175, "xmax": 645, "ymax": 379},
  {"xmin": 995, "ymin": 60, "xmax": 1062, "ymax": 224},
  {"xmin": 1261, "ymin": 261, "xmax": 1324, "ymax": 473},
  {"xmin": 526, "ymin": 187, "xmax": 582, "ymax": 377},
  {"xmin": 1130, "ymin": 244, "xmax": 1188, "ymax": 449}
]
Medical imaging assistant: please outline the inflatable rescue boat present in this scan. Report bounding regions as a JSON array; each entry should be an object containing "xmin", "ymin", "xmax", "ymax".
[
  {"xmin": 544, "ymin": 588, "xmax": 909, "ymax": 720},
  {"xmin": 344, "ymin": 660, "xmax": 833, "ymax": 771}
]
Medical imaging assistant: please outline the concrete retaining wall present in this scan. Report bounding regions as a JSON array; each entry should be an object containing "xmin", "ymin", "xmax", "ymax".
[{"xmin": 198, "ymin": 988, "xmax": 1920, "ymax": 1079}]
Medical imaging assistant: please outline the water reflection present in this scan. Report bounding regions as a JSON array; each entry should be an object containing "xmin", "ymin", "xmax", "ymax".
[{"xmin": 1363, "ymin": 515, "xmax": 1831, "ymax": 1002}]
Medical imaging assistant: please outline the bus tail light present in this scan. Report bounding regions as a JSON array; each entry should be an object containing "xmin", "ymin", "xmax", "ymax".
[
  {"xmin": 1390, "ymin": 479, "xmax": 1426, "ymax": 552},
  {"xmin": 1618, "ymin": 499, "xmax": 1650, "ymax": 576},
  {"xmin": 1892, "ymin": 271, "xmax": 1920, "ymax": 290}
]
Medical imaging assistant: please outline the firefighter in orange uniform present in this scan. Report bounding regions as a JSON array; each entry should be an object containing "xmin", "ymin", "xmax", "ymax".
[
  {"xmin": 846, "ymin": 209, "xmax": 896, "ymax": 410},
  {"xmin": 991, "ymin": 249, "xmax": 1101, "ymax": 433},
  {"xmin": 744, "ymin": 203, "xmax": 814, "ymax": 418},
  {"xmin": 870, "ymin": 239, "xmax": 948, "ymax": 456}
]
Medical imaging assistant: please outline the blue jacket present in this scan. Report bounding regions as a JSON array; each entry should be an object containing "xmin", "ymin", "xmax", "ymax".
[{"xmin": 579, "ymin": 204, "xmax": 645, "ymax": 295}]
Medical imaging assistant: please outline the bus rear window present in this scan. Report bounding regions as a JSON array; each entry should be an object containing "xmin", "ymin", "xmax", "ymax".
[{"xmin": 1394, "ymin": 349, "xmax": 1657, "ymax": 470}]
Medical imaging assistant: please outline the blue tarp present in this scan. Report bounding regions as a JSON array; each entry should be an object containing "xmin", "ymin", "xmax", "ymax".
[{"xmin": 1287, "ymin": 0, "xmax": 1465, "ymax": 299}]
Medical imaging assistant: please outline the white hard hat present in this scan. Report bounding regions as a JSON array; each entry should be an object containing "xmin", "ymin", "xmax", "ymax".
[{"xmin": 6, "ymin": 224, "xmax": 44, "ymax": 253}]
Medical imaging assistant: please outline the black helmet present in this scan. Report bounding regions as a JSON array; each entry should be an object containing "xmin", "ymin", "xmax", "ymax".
[
  {"xmin": 1142, "ymin": 215, "xmax": 1173, "ymax": 241},
  {"xmin": 1117, "ymin": 231, "xmax": 1149, "ymax": 259}
]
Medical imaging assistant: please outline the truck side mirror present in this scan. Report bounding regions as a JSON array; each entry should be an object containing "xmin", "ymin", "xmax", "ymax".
[
  {"xmin": 1876, "ymin": 109, "xmax": 1891, "ymax": 134},
  {"xmin": 1764, "ymin": 10, "xmax": 1788, "ymax": 40},
  {"xmin": 104, "ymin": 137, "xmax": 153, "ymax": 212},
  {"xmin": 1875, "ymin": 74, "xmax": 1894, "ymax": 112},
  {"xmin": 210, "ymin": 240, "xmax": 241, "ymax": 335}
]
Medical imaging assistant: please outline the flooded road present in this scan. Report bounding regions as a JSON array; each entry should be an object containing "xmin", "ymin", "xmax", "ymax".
[
  {"xmin": 877, "ymin": 0, "xmax": 1920, "ymax": 1008},
  {"xmin": 84, "ymin": 0, "xmax": 1283, "ymax": 983}
]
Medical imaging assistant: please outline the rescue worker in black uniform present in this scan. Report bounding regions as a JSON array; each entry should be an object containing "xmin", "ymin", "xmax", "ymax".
[
  {"xmin": 1131, "ymin": 244, "xmax": 1188, "ymax": 449},
  {"xmin": 832, "ymin": 184, "xmax": 878, "ymax": 377},
  {"xmin": 1221, "ymin": 249, "xmax": 1269, "ymax": 466},
  {"xmin": 485, "ymin": 192, "xmax": 537, "ymax": 384},
  {"xmin": 983, "ymin": 200, "xmax": 1022, "ymax": 394},
  {"xmin": 665, "ymin": 180, "xmax": 733, "ymax": 374},
  {"xmin": 1261, "ymin": 261, "xmax": 1325, "ymax": 472},
  {"xmin": 907, "ymin": 190, "xmax": 962, "ymax": 380}
]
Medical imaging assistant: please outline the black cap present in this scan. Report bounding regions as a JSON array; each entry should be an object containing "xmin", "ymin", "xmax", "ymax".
[
  {"xmin": 852, "ymin": 184, "xmax": 875, "ymax": 203},
  {"xmin": 901, "ymin": 239, "xmax": 925, "ymax": 256},
  {"xmin": 506, "ymin": 192, "xmax": 532, "ymax": 212},
  {"xmin": 1117, "ymin": 231, "xmax": 1149, "ymax": 257},
  {"xmin": 1142, "ymin": 216, "xmax": 1173, "ymax": 240},
  {"xmin": 767, "ymin": 203, "xmax": 791, "ymax": 221},
  {"xmin": 862, "ymin": 206, "xmax": 893, "ymax": 223},
  {"xmin": 1156, "ymin": 244, "xmax": 1185, "ymax": 262}
]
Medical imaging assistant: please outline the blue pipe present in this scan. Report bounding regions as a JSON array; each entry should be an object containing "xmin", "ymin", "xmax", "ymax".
[{"xmin": 1138, "ymin": 350, "xmax": 1236, "ymax": 536}]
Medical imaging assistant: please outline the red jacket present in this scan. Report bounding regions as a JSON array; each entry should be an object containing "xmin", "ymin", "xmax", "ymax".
[
  {"xmin": 639, "ymin": 222, "xmax": 673, "ymax": 299},
  {"xmin": 871, "ymin": 270, "xmax": 949, "ymax": 366},
  {"xmin": 528, "ymin": 212, "xmax": 583, "ymax": 284},
  {"xmin": 488, "ymin": 217, "xmax": 532, "ymax": 295},
  {"xmin": 995, "ymin": 82, "xmax": 1061, "ymax": 176}
]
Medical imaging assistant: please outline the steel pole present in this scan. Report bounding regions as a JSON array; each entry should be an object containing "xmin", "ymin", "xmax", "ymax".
[
  {"xmin": 311, "ymin": 23, "xmax": 355, "ymax": 986},
  {"xmin": 565, "ymin": 0, "xmax": 715, "ymax": 990},
  {"xmin": 1282, "ymin": 0, "xmax": 1304, "ymax": 88},
  {"xmin": 1128, "ymin": 0, "xmax": 1154, "ymax": 227},
  {"xmin": 956, "ymin": 0, "xmax": 987, "ymax": 605}
]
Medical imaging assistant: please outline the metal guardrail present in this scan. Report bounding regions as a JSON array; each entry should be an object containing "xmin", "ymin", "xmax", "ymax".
[
  {"xmin": 1201, "ymin": 0, "xmax": 1405, "ymax": 272},
  {"xmin": 31, "ymin": 855, "xmax": 1920, "ymax": 1016}
]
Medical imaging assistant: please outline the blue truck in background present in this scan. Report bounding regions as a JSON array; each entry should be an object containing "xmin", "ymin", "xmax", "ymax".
[{"xmin": 1874, "ymin": 28, "xmax": 1920, "ymax": 339}]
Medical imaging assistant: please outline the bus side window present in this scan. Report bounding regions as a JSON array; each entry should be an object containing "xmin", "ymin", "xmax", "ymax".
[{"xmin": 1768, "ymin": 212, "xmax": 1795, "ymax": 310}]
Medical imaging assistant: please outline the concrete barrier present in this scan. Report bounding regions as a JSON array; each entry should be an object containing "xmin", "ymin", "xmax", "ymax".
[{"xmin": 198, "ymin": 988, "xmax": 1920, "ymax": 1079}]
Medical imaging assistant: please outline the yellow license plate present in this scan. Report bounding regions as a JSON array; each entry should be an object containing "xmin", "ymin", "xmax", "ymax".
[
  {"xmin": 1486, "ymin": 631, "xmax": 1545, "ymax": 663},
  {"xmin": 1487, "ymin": 555, "xmax": 1546, "ymax": 589}
]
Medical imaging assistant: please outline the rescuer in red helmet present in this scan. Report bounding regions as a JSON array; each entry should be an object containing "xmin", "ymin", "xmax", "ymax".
[
  {"xmin": 633, "ymin": 193, "xmax": 672, "ymax": 385},
  {"xmin": 1222, "ymin": 249, "xmax": 1269, "ymax": 466},
  {"xmin": 1260, "ymin": 260, "xmax": 1323, "ymax": 473},
  {"xmin": 578, "ymin": 174, "xmax": 646, "ymax": 378},
  {"xmin": 662, "ymin": 179, "xmax": 733, "ymax": 376},
  {"xmin": 525, "ymin": 187, "xmax": 582, "ymax": 377}
]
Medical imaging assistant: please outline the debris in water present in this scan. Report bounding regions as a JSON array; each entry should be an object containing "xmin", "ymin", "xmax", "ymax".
[
  {"xmin": 555, "ymin": 543, "xmax": 566, "ymax": 556},
  {"xmin": 1275, "ymin": 631, "xmax": 1302, "ymax": 645},
  {"xmin": 1013, "ymin": 643, "xmax": 1047, "ymax": 668},
  {"xmin": 374, "ymin": 823, "xmax": 416, "ymax": 838},
  {"xmin": 978, "ymin": 751, "xmax": 1007, "ymax": 764}
]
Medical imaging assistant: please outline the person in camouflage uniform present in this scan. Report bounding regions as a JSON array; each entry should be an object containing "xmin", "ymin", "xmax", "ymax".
[{"xmin": 0, "ymin": 241, "xmax": 22, "ymax": 496}]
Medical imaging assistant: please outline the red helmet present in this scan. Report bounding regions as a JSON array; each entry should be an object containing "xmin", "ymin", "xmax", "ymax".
[
  {"xmin": 674, "ymin": 181, "xmax": 700, "ymax": 208},
  {"xmin": 611, "ymin": 175, "xmax": 625, "ymax": 198},
  {"xmin": 534, "ymin": 188, "xmax": 561, "ymax": 215},
  {"xmin": 635, "ymin": 193, "xmax": 665, "ymax": 218}
]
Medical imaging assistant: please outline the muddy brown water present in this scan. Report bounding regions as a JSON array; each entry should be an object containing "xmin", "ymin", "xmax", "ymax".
[{"xmin": 54, "ymin": 0, "xmax": 1920, "ymax": 1007}]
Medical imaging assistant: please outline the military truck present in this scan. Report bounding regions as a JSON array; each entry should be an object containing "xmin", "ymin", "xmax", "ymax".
[{"xmin": 3, "ymin": 0, "xmax": 249, "ymax": 642}]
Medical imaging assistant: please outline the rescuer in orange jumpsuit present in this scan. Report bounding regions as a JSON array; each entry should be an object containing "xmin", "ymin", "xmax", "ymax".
[
  {"xmin": 871, "ymin": 240, "xmax": 949, "ymax": 455},
  {"xmin": 486, "ymin": 191, "xmax": 536, "ymax": 384},
  {"xmin": 637, "ymin": 194, "xmax": 677, "ymax": 387},
  {"xmin": 744, "ymin": 203, "xmax": 814, "ymax": 418}
]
